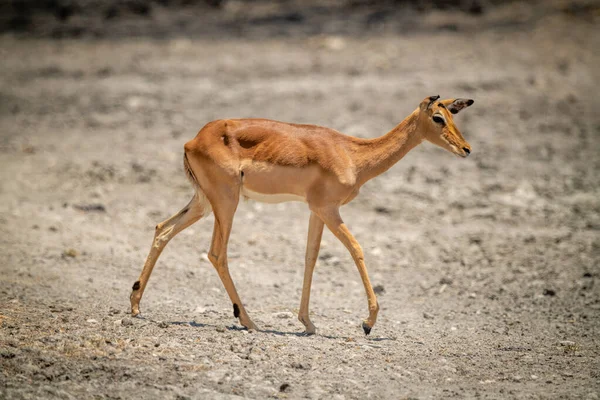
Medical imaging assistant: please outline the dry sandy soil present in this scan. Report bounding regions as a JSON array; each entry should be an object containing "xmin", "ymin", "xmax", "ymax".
[{"xmin": 1, "ymin": 2, "xmax": 599, "ymax": 399}]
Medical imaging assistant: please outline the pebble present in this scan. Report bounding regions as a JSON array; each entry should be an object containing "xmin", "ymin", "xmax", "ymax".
[
  {"xmin": 121, "ymin": 318, "xmax": 133, "ymax": 326},
  {"xmin": 216, "ymin": 326, "xmax": 226, "ymax": 333},
  {"xmin": 86, "ymin": 319, "xmax": 98, "ymax": 324},
  {"xmin": 559, "ymin": 340, "xmax": 575, "ymax": 346},
  {"xmin": 291, "ymin": 362, "xmax": 311, "ymax": 369},
  {"xmin": 423, "ymin": 312, "xmax": 434, "ymax": 320},
  {"xmin": 279, "ymin": 383, "xmax": 291, "ymax": 393},
  {"xmin": 274, "ymin": 311, "xmax": 294, "ymax": 319}
]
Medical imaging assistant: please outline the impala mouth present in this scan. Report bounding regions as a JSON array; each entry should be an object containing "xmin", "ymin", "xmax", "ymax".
[
  {"xmin": 455, "ymin": 147, "xmax": 470, "ymax": 158},
  {"xmin": 448, "ymin": 143, "xmax": 470, "ymax": 158}
]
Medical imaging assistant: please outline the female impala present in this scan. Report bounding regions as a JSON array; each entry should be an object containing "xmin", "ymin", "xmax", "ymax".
[{"xmin": 130, "ymin": 95, "xmax": 474, "ymax": 335}]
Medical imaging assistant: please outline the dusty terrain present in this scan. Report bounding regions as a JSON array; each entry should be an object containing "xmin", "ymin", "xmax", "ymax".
[{"xmin": 1, "ymin": 2, "xmax": 599, "ymax": 399}]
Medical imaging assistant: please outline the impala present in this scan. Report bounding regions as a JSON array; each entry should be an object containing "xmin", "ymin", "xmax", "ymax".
[{"xmin": 129, "ymin": 95, "xmax": 474, "ymax": 335}]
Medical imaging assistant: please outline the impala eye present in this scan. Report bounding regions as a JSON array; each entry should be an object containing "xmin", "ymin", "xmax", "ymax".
[{"xmin": 432, "ymin": 115, "xmax": 445, "ymax": 124}]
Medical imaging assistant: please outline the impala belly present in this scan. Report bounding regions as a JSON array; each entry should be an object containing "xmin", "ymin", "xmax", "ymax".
[
  {"xmin": 240, "ymin": 188, "xmax": 306, "ymax": 203},
  {"xmin": 239, "ymin": 161, "xmax": 319, "ymax": 204}
]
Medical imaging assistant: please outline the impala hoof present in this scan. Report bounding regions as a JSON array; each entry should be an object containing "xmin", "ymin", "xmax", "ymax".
[
  {"xmin": 362, "ymin": 322, "xmax": 372, "ymax": 335},
  {"xmin": 244, "ymin": 322, "xmax": 258, "ymax": 332},
  {"xmin": 302, "ymin": 327, "xmax": 316, "ymax": 336}
]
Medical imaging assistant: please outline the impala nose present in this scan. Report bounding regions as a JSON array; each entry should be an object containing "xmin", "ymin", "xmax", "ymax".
[{"xmin": 463, "ymin": 147, "xmax": 471, "ymax": 156}]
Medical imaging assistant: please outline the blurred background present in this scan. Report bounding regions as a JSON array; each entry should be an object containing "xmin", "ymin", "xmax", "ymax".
[
  {"xmin": 1, "ymin": 1, "xmax": 599, "ymax": 399},
  {"xmin": 1, "ymin": 0, "xmax": 598, "ymax": 38}
]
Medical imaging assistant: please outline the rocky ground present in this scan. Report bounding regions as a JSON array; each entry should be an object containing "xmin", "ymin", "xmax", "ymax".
[{"xmin": 1, "ymin": 1, "xmax": 599, "ymax": 399}]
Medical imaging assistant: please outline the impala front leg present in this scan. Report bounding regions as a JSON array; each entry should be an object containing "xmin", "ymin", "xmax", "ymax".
[
  {"xmin": 130, "ymin": 195, "xmax": 205, "ymax": 316},
  {"xmin": 317, "ymin": 207, "xmax": 379, "ymax": 335},
  {"xmin": 298, "ymin": 212, "xmax": 324, "ymax": 335}
]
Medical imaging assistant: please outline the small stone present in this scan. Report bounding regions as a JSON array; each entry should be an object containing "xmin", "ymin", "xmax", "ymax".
[
  {"xmin": 216, "ymin": 326, "xmax": 226, "ymax": 333},
  {"xmin": 559, "ymin": 340, "xmax": 575, "ymax": 346},
  {"xmin": 274, "ymin": 311, "xmax": 294, "ymax": 319},
  {"xmin": 62, "ymin": 249, "xmax": 78, "ymax": 258},
  {"xmin": 291, "ymin": 362, "xmax": 310, "ymax": 369},
  {"xmin": 370, "ymin": 247, "xmax": 382, "ymax": 256},
  {"xmin": 439, "ymin": 277, "xmax": 453, "ymax": 285},
  {"xmin": 543, "ymin": 289, "xmax": 556, "ymax": 296},
  {"xmin": 279, "ymin": 383, "xmax": 291, "ymax": 393},
  {"xmin": 374, "ymin": 206, "xmax": 391, "ymax": 214},
  {"xmin": 423, "ymin": 312, "xmax": 434, "ymax": 320},
  {"xmin": 373, "ymin": 284, "xmax": 385, "ymax": 295},
  {"xmin": 158, "ymin": 321, "xmax": 169, "ymax": 328},
  {"xmin": 73, "ymin": 203, "xmax": 106, "ymax": 213},
  {"xmin": 121, "ymin": 318, "xmax": 133, "ymax": 326},
  {"xmin": 86, "ymin": 319, "xmax": 98, "ymax": 324},
  {"xmin": 468, "ymin": 293, "xmax": 477, "ymax": 299}
]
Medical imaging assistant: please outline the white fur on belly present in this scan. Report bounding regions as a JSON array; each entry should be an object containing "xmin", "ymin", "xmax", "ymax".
[{"xmin": 241, "ymin": 188, "xmax": 306, "ymax": 204}]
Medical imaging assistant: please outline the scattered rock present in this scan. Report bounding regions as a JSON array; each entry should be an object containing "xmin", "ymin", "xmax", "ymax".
[
  {"xmin": 62, "ymin": 248, "xmax": 78, "ymax": 258},
  {"xmin": 439, "ymin": 277, "xmax": 453, "ymax": 285},
  {"xmin": 158, "ymin": 321, "xmax": 170, "ymax": 328},
  {"xmin": 0, "ymin": 349, "xmax": 16, "ymax": 359},
  {"xmin": 291, "ymin": 362, "xmax": 311, "ymax": 369},
  {"xmin": 559, "ymin": 340, "xmax": 575, "ymax": 346},
  {"xmin": 216, "ymin": 326, "xmax": 226, "ymax": 333},
  {"xmin": 374, "ymin": 206, "xmax": 391, "ymax": 214},
  {"xmin": 373, "ymin": 284, "xmax": 385, "ymax": 295},
  {"xmin": 274, "ymin": 311, "xmax": 294, "ymax": 319},
  {"xmin": 86, "ymin": 319, "xmax": 98, "ymax": 324},
  {"xmin": 279, "ymin": 383, "xmax": 291, "ymax": 393},
  {"xmin": 423, "ymin": 312, "xmax": 434, "ymax": 320},
  {"xmin": 543, "ymin": 289, "xmax": 556, "ymax": 297},
  {"xmin": 121, "ymin": 318, "xmax": 133, "ymax": 326},
  {"xmin": 73, "ymin": 203, "xmax": 106, "ymax": 212}
]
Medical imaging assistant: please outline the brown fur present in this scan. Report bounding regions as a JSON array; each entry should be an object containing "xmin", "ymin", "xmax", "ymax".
[{"xmin": 131, "ymin": 96, "xmax": 474, "ymax": 335}]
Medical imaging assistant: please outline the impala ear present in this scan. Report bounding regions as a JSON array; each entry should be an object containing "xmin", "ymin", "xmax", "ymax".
[
  {"xmin": 420, "ymin": 95, "xmax": 440, "ymax": 111},
  {"xmin": 442, "ymin": 98, "xmax": 474, "ymax": 114}
]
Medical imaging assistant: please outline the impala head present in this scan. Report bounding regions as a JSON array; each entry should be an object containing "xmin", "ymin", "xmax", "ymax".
[{"xmin": 418, "ymin": 95, "xmax": 474, "ymax": 158}]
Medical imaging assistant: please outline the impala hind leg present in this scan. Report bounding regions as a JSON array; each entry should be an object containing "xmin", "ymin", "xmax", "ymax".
[
  {"xmin": 208, "ymin": 195, "xmax": 257, "ymax": 331},
  {"xmin": 130, "ymin": 193, "xmax": 207, "ymax": 316},
  {"xmin": 316, "ymin": 207, "xmax": 379, "ymax": 335},
  {"xmin": 298, "ymin": 212, "xmax": 324, "ymax": 335}
]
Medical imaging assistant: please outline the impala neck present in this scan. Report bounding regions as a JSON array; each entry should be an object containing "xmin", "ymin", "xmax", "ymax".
[{"xmin": 355, "ymin": 110, "xmax": 423, "ymax": 184}]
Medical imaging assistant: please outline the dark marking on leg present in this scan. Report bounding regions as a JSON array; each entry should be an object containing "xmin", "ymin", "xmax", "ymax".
[
  {"xmin": 132, "ymin": 281, "xmax": 141, "ymax": 291},
  {"xmin": 233, "ymin": 303, "xmax": 240, "ymax": 318},
  {"xmin": 362, "ymin": 322, "xmax": 371, "ymax": 335}
]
